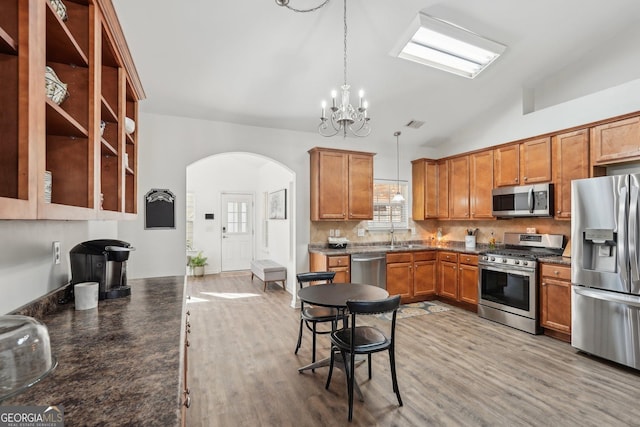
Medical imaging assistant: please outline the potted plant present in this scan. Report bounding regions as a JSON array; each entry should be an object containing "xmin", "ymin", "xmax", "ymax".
[{"xmin": 189, "ymin": 252, "xmax": 208, "ymax": 277}]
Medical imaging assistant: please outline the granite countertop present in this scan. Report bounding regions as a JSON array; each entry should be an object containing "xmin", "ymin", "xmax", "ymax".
[
  {"xmin": 538, "ymin": 256, "xmax": 572, "ymax": 266},
  {"xmin": 309, "ymin": 240, "xmax": 490, "ymax": 256},
  {"xmin": 4, "ymin": 276, "xmax": 187, "ymax": 426}
]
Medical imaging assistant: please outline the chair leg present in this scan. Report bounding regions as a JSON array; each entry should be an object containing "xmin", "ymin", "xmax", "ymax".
[
  {"xmin": 368, "ymin": 353, "xmax": 372, "ymax": 380},
  {"xmin": 325, "ymin": 346, "xmax": 335, "ymax": 389},
  {"xmin": 294, "ymin": 318, "xmax": 303, "ymax": 354},
  {"xmin": 311, "ymin": 322, "xmax": 317, "ymax": 372},
  {"xmin": 348, "ymin": 350, "xmax": 355, "ymax": 421},
  {"xmin": 389, "ymin": 347, "xmax": 403, "ymax": 407}
]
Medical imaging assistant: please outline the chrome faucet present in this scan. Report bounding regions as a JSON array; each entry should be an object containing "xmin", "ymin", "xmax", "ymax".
[{"xmin": 390, "ymin": 224, "xmax": 396, "ymax": 248}]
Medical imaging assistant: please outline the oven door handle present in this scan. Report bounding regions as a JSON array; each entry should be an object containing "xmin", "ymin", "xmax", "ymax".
[{"xmin": 478, "ymin": 263, "xmax": 533, "ymax": 276}]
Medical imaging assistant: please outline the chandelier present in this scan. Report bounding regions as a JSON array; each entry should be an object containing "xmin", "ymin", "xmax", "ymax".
[{"xmin": 276, "ymin": 0, "xmax": 371, "ymax": 138}]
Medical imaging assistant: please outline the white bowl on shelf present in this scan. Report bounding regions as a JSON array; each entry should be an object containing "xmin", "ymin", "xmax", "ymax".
[{"xmin": 125, "ymin": 117, "xmax": 135, "ymax": 135}]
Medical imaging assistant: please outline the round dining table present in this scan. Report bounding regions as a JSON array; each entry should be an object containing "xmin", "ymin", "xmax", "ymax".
[
  {"xmin": 296, "ymin": 283, "xmax": 389, "ymax": 378},
  {"xmin": 297, "ymin": 283, "xmax": 389, "ymax": 310}
]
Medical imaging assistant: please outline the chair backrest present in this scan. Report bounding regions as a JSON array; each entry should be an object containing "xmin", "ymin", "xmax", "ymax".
[
  {"xmin": 346, "ymin": 295, "xmax": 401, "ymax": 315},
  {"xmin": 296, "ymin": 271, "xmax": 336, "ymax": 289}
]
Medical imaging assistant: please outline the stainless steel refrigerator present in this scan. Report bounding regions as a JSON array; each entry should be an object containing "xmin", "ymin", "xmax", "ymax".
[{"xmin": 572, "ymin": 174, "xmax": 640, "ymax": 370}]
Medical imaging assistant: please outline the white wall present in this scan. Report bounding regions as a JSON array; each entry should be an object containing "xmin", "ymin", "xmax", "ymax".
[
  {"xmin": 438, "ymin": 78, "xmax": 640, "ymax": 158},
  {"xmin": 0, "ymin": 220, "xmax": 117, "ymax": 314}
]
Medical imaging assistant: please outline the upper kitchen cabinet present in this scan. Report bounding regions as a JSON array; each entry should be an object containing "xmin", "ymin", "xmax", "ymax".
[
  {"xmin": 411, "ymin": 158, "xmax": 438, "ymax": 220},
  {"xmin": 494, "ymin": 137, "xmax": 551, "ymax": 187},
  {"xmin": 448, "ymin": 155, "xmax": 469, "ymax": 219},
  {"xmin": 309, "ymin": 147, "xmax": 375, "ymax": 221},
  {"xmin": 470, "ymin": 150, "xmax": 494, "ymax": 219},
  {"xmin": 552, "ymin": 129, "xmax": 589, "ymax": 219},
  {"xmin": 0, "ymin": 0, "xmax": 36, "ymax": 218},
  {"xmin": 0, "ymin": 0, "xmax": 144, "ymax": 220},
  {"xmin": 437, "ymin": 159, "xmax": 449, "ymax": 219},
  {"xmin": 591, "ymin": 115, "xmax": 640, "ymax": 166}
]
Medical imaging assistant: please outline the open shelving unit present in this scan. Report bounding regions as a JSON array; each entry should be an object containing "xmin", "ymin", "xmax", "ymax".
[{"xmin": 0, "ymin": 0, "xmax": 144, "ymax": 220}]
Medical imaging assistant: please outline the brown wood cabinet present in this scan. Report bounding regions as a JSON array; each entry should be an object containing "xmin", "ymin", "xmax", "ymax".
[
  {"xmin": 493, "ymin": 144, "xmax": 520, "ymax": 187},
  {"xmin": 540, "ymin": 263, "xmax": 571, "ymax": 341},
  {"xmin": 437, "ymin": 159, "xmax": 449, "ymax": 219},
  {"xmin": 458, "ymin": 254, "xmax": 479, "ymax": 304},
  {"xmin": 449, "ymin": 155, "xmax": 470, "ymax": 219},
  {"xmin": 494, "ymin": 138, "xmax": 551, "ymax": 187},
  {"xmin": 309, "ymin": 252, "xmax": 351, "ymax": 283},
  {"xmin": 437, "ymin": 251, "xmax": 478, "ymax": 305},
  {"xmin": 552, "ymin": 129, "xmax": 589, "ymax": 219},
  {"xmin": 411, "ymin": 159, "xmax": 438, "ymax": 220},
  {"xmin": 470, "ymin": 150, "xmax": 494, "ymax": 219},
  {"xmin": 591, "ymin": 115, "xmax": 640, "ymax": 166},
  {"xmin": 520, "ymin": 137, "xmax": 552, "ymax": 184},
  {"xmin": 309, "ymin": 147, "xmax": 374, "ymax": 221},
  {"xmin": 386, "ymin": 251, "xmax": 437, "ymax": 302},
  {"xmin": 0, "ymin": 0, "xmax": 143, "ymax": 220},
  {"xmin": 437, "ymin": 251, "xmax": 458, "ymax": 299}
]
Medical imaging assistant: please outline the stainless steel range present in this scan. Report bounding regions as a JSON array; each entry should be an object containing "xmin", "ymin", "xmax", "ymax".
[{"xmin": 478, "ymin": 232, "xmax": 564, "ymax": 334}]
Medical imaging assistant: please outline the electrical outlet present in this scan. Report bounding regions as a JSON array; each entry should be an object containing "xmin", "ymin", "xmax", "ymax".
[
  {"xmin": 329, "ymin": 229, "xmax": 335, "ymax": 237},
  {"xmin": 357, "ymin": 228, "xmax": 365, "ymax": 237},
  {"xmin": 411, "ymin": 227, "xmax": 416, "ymax": 235},
  {"xmin": 53, "ymin": 241, "xmax": 61, "ymax": 265},
  {"xmin": 335, "ymin": 229, "xmax": 340, "ymax": 237}
]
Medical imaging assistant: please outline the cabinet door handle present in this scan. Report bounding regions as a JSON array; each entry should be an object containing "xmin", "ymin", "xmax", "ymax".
[
  {"xmin": 554, "ymin": 271, "xmax": 559, "ymax": 275},
  {"xmin": 524, "ymin": 176, "xmax": 528, "ymax": 181},
  {"xmin": 515, "ymin": 177, "xmax": 519, "ymax": 182},
  {"xmin": 542, "ymin": 282, "xmax": 547, "ymax": 286}
]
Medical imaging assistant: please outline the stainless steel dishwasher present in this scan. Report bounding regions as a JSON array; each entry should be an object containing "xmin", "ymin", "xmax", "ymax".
[{"xmin": 350, "ymin": 253, "xmax": 386, "ymax": 289}]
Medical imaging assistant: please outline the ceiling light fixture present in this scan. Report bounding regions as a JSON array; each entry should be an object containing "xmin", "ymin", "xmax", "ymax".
[
  {"xmin": 276, "ymin": 0, "xmax": 370, "ymax": 137},
  {"xmin": 392, "ymin": 131, "xmax": 404, "ymax": 203},
  {"xmin": 390, "ymin": 13, "xmax": 506, "ymax": 79}
]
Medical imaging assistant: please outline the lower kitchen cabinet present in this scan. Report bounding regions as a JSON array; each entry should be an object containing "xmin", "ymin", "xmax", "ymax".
[
  {"xmin": 386, "ymin": 251, "xmax": 436, "ymax": 302},
  {"xmin": 438, "ymin": 251, "xmax": 458, "ymax": 300},
  {"xmin": 540, "ymin": 263, "xmax": 571, "ymax": 341},
  {"xmin": 438, "ymin": 251, "xmax": 478, "ymax": 308},
  {"xmin": 182, "ymin": 309, "xmax": 191, "ymax": 426},
  {"xmin": 309, "ymin": 252, "xmax": 351, "ymax": 283},
  {"xmin": 458, "ymin": 254, "xmax": 479, "ymax": 304}
]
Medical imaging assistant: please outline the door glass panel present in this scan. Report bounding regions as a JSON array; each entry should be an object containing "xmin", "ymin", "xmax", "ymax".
[
  {"xmin": 227, "ymin": 201, "xmax": 248, "ymax": 234},
  {"xmin": 481, "ymin": 269, "xmax": 530, "ymax": 311}
]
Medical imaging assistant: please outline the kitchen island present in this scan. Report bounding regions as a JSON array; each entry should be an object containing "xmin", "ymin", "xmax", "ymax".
[{"xmin": 3, "ymin": 276, "xmax": 187, "ymax": 426}]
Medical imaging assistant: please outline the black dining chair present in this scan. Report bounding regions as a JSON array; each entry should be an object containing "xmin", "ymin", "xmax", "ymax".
[
  {"xmin": 295, "ymin": 272, "xmax": 345, "ymax": 368},
  {"xmin": 325, "ymin": 294, "xmax": 403, "ymax": 422}
]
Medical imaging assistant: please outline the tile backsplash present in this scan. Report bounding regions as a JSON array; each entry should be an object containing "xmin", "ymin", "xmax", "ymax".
[{"xmin": 310, "ymin": 218, "xmax": 571, "ymax": 247}]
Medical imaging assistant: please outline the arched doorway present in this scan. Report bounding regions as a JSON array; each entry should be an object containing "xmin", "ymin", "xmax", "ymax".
[{"xmin": 186, "ymin": 152, "xmax": 296, "ymax": 301}]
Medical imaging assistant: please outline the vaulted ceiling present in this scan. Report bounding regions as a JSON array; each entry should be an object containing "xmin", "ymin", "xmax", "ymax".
[{"xmin": 112, "ymin": 0, "xmax": 640, "ymax": 151}]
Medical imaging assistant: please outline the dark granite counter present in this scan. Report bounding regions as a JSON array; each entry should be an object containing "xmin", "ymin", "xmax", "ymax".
[
  {"xmin": 309, "ymin": 240, "xmax": 491, "ymax": 256},
  {"xmin": 3, "ymin": 276, "xmax": 187, "ymax": 426}
]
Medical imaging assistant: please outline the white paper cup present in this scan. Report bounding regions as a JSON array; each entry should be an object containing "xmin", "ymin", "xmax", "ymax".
[{"xmin": 74, "ymin": 282, "xmax": 99, "ymax": 310}]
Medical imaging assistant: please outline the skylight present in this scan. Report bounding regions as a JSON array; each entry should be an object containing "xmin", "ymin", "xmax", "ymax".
[{"xmin": 391, "ymin": 13, "xmax": 506, "ymax": 79}]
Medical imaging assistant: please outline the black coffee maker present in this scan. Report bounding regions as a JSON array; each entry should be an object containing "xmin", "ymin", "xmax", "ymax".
[{"xmin": 70, "ymin": 239, "xmax": 135, "ymax": 300}]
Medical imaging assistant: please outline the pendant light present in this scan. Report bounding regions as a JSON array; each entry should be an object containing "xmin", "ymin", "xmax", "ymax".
[{"xmin": 392, "ymin": 131, "xmax": 405, "ymax": 203}]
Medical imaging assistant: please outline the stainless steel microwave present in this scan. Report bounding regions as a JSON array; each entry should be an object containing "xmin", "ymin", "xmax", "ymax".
[{"xmin": 491, "ymin": 183, "xmax": 554, "ymax": 217}]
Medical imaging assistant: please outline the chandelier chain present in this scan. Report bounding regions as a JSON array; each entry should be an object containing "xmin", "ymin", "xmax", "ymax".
[
  {"xmin": 343, "ymin": 0, "xmax": 347, "ymax": 86},
  {"xmin": 283, "ymin": 0, "xmax": 331, "ymax": 13}
]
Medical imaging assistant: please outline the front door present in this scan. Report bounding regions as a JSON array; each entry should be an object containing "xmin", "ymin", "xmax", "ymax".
[{"xmin": 221, "ymin": 193, "xmax": 253, "ymax": 271}]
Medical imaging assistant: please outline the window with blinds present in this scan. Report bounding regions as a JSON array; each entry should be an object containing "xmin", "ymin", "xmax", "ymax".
[{"xmin": 368, "ymin": 179, "xmax": 409, "ymax": 230}]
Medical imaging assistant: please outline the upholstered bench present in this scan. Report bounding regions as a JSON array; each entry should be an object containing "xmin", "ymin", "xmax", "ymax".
[{"xmin": 250, "ymin": 259, "xmax": 287, "ymax": 291}]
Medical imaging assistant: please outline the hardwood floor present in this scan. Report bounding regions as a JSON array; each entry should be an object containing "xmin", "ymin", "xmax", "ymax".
[{"xmin": 185, "ymin": 272, "xmax": 640, "ymax": 426}]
